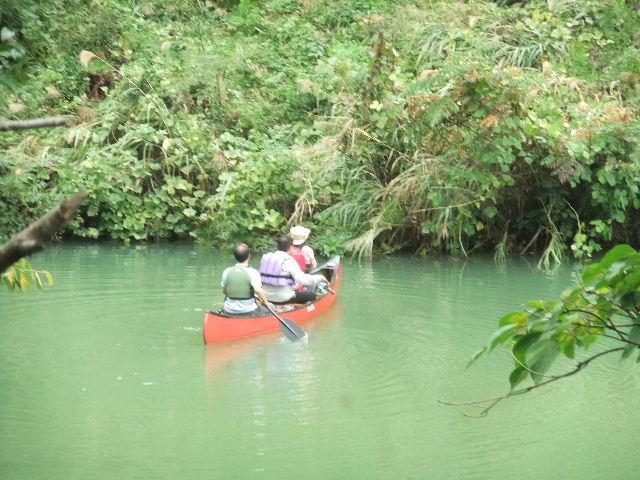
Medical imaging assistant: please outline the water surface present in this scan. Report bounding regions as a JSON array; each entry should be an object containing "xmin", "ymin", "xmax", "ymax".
[{"xmin": 1, "ymin": 243, "xmax": 638, "ymax": 479}]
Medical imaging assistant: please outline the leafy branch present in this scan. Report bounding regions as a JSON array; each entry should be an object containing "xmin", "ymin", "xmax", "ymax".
[
  {"xmin": 444, "ymin": 244, "xmax": 640, "ymax": 416},
  {"xmin": 440, "ymin": 347, "xmax": 625, "ymax": 417}
]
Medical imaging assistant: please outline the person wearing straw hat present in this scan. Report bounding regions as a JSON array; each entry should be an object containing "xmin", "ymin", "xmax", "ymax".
[{"xmin": 289, "ymin": 225, "xmax": 317, "ymax": 273}]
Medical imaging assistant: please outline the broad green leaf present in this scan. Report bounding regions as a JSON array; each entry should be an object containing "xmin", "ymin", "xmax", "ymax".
[
  {"xmin": 622, "ymin": 326, "xmax": 640, "ymax": 360},
  {"xmin": 0, "ymin": 74, "xmax": 19, "ymax": 95},
  {"xmin": 182, "ymin": 207, "xmax": 196, "ymax": 217},
  {"xmin": 598, "ymin": 244, "xmax": 636, "ymax": 269},
  {"xmin": 560, "ymin": 338, "xmax": 575, "ymax": 359},
  {"xmin": 513, "ymin": 331, "xmax": 543, "ymax": 365},
  {"xmin": 576, "ymin": 333, "xmax": 599, "ymax": 350},
  {"xmin": 619, "ymin": 270, "xmax": 640, "ymax": 296},
  {"xmin": 621, "ymin": 344, "xmax": 635, "ymax": 360},
  {"xmin": 527, "ymin": 339, "xmax": 560, "ymax": 385},
  {"xmin": 33, "ymin": 272, "xmax": 43, "ymax": 289},
  {"xmin": 498, "ymin": 311, "xmax": 529, "ymax": 327},
  {"xmin": 509, "ymin": 365, "xmax": 529, "ymax": 390},
  {"xmin": 605, "ymin": 261, "xmax": 627, "ymax": 281},
  {"xmin": 487, "ymin": 323, "xmax": 520, "ymax": 351},
  {"xmin": 523, "ymin": 300, "xmax": 546, "ymax": 310}
]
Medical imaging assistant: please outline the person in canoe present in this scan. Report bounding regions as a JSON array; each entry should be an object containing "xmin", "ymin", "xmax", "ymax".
[
  {"xmin": 289, "ymin": 225, "xmax": 317, "ymax": 273},
  {"xmin": 259, "ymin": 233, "xmax": 327, "ymax": 304},
  {"xmin": 221, "ymin": 243, "xmax": 271, "ymax": 316}
]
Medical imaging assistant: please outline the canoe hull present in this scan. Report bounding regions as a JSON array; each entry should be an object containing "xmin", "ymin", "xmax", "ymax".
[{"xmin": 203, "ymin": 257, "xmax": 342, "ymax": 344}]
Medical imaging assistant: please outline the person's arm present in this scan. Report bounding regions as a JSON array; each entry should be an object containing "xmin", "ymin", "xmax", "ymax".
[
  {"xmin": 284, "ymin": 257, "xmax": 325, "ymax": 286},
  {"xmin": 249, "ymin": 269, "xmax": 269, "ymax": 305},
  {"xmin": 254, "ymin": 285, "xmax": 269, "ymax": 306},
  {"xmin": 221, "ymin": 269, "xmax": 228, "ymax": 295},
  {"xmin": 302, "ymin": 245, "xmax": 317, "ymax": 269}
]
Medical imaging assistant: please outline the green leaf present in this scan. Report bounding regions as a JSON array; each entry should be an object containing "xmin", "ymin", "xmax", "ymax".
[
  {"xmin": 43, "ymin": 271, "xmax": 54, "ymax": 286},
  {"xmin": 509, "ymin": 365, "xmax": 529, "ymax": 390},
  {"xmin": 527, "ymin": 339, "xmax": 560, "ymax": 384},
  {"xmin": 498, "ymin": 311, "xmax": 529, "ymax": 327},
  {"xmin": 0, "ymin": 74, "xmax": 19, "ymax": 95},
  {"xmin": 619, "ymin": 270, "xmax": 640, "ymax": 296},
  {"xmin": 182, "ymin": 207, "xmax": 196, "ymax": 217},
  {"xmin": 523, "ymin": 300, "xmax": 546, "ymax": 310},
  {"xmin": 577, "ymin": 333, "xmax": 599, "ymax": 350},
  {"xmin": 622, "ymin": 326, "xmax": 640, "ymax": 360},
  {"xmin": 165, "ymin": 212, "xmax": 182, "ymax": 223},
  {"xmin": 560, "ymin": 338, "xmax": 575, "ymax": 359},
  {"xmin": 513, "ymin": 331, "xmax": 543, "ymax": 365},
  {"xmin": 487, "ymin": 323, "xmax": 520, "ymax": 351},
  {"xmin": 467, "ymin": 346, "xmax": 487, "ymax": 368},
  {"xmin": 598, "ymin": 244, "xmax": 636, "ymax": 269}
]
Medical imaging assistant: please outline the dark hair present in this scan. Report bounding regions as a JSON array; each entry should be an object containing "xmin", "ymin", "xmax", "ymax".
[
  {"xmin": 234, "ymin": 243, "xmax": 251, "ymax": 262},
  {"xmin": 276, "ymin": 234, "xmax": 293, "ymax": 252}
]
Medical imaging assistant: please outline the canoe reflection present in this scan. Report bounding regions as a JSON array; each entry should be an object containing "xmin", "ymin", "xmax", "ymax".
[{"xmin": 203, "ymin": 300, "xmax": 343, "ymax": 377}]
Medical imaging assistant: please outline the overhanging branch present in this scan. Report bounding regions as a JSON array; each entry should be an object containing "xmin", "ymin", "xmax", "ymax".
[
  {"xmin": 439, "ymin": 346, "xmax": 627, "ymax": 416},
  {"xmin": 0, "ymin": 191, "xmax": 87, "ymax": 273},
  {"xmin": 0, "ymin": 116, "xmax": 70, "ymax": 131}
]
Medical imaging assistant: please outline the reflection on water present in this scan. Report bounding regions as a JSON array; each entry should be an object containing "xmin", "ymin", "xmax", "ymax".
[
  {"xmin": 1, "ymin": 243, "xmax": 639, "ymax": 479},
  {"xmin": 204, "ymin": 301, "xmax": 343, "ymax": 376}
]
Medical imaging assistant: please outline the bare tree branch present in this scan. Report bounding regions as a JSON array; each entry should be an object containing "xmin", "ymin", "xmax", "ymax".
[
  {"xmin": 0, "ymin": 116, "xmax": 71, "ymax": 131},
  {"xmin": 0, "ymin": 191, "xmax": 87, "ymax": 273}
]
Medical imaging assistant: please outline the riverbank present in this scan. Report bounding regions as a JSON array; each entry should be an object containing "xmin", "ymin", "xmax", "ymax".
[{"xmin": 2, "ymin": 0, "xmax": 639, "ymax": 260}]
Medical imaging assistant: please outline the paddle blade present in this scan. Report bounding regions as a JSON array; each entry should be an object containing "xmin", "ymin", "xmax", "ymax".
[{"xmin": 279, "ymin": 317, "xmax": 307, "ymax": 342}]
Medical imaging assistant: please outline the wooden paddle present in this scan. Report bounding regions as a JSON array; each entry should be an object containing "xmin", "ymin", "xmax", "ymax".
[{"xmin": 260, "ymin": 300, "xmax": 307, "ymax": 342}]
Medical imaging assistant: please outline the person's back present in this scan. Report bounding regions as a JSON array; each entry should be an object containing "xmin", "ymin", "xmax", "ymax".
[
  {"xmin": 289, "ymin": 245, "xmax": 307, "ymax": 272},
  {"xmin": 260, "ymin": 233, "xmax": 326, "ymax": 304},
  {"xmin": 221, "ymin": 244, "xmax": 269, "ymax": 316}
]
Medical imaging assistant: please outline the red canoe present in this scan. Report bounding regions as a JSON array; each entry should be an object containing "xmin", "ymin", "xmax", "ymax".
[{"xmin": 203, "ymin": 256, "xmax": 343, "ymax": 344}]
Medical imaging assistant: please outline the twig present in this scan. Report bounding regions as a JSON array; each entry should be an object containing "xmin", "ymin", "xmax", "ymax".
[
  {"xmin": 458, "ymin": 222, "xmax": 468, "ymax": 258},
  {"xmin": 510, "ymin": 351, "xmax": 556, "ymax": 379},
  {"xmin": 521, "ymin": 226, "xmax": 542, "ymax": 254}
]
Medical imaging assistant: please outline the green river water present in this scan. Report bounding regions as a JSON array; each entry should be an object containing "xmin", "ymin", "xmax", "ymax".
[{"xmin": 1, "ymin": 243, "xmax": 639, "ymax": 479}]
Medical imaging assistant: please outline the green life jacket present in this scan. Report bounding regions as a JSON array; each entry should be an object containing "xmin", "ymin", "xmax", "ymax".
[{"xmin": 225, "ymin": 266, "xmax": 254, "ymax": 300}]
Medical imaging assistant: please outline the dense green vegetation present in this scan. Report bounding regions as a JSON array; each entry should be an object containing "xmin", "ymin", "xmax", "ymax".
[{"xmin": 1, "ymin": 0, "xmax": 639, "ymax": 260}]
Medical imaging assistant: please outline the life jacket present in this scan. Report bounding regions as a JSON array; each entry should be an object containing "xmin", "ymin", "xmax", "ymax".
[
  {"xmin": 224, "ymin": 266, "xmax": 254, "ymax": 300},
  {"xmin": 259, "ymin": 251, "xmax": 295, "ymax": 287},
  {"xmin": 289, "ymin": 245, "xmax": 307, "ymax": 272}
]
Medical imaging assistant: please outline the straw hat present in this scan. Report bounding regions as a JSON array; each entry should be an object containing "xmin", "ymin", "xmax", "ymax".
[{"xmin": 290, "ymin": 225, "xmax": 311, "ymax": 245}]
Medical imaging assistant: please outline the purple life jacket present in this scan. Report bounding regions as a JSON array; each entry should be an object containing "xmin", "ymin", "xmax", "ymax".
[{"xmin": 259, "ymin": 251, "xmax": 295, "ymax": 287}]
